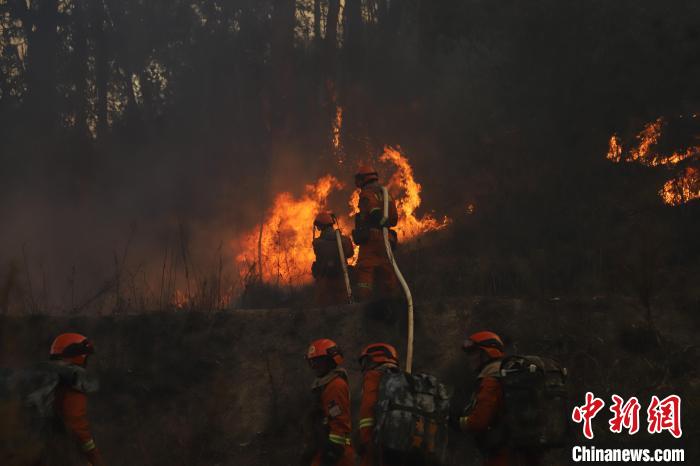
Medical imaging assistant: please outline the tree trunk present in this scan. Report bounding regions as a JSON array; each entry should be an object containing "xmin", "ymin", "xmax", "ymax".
[
  {"xmin": 72, "ymin": 1, "xmax": 90, "ymax": 138},
  {"xmin": 24, "ymin": 0, "xmax": 60, "ymax": 130},
  {"xmin": 91, "ymin": 1, "xmax": 109, "ymax": 139},
  {"xmin": 313, "ymin": 0, "xmax": 321, "ymax": 41},
  {"xmin": 325, "ymin": 0, "xmax": 340, "ymax": 64}
]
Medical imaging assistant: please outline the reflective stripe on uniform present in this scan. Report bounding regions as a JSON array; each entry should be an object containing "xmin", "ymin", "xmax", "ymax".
[
  {"xmin": 328, "ymin": 433, "xmax": 352, "ymax": 445},
  {"xmin": 358, "ymin": 417, "xmax": 375, "ymax": 429},
  {"xmin": 82, "ymin": 439, "xmax": 96, "ymax": 452},
  {"xmin": 459, "ymin": 416, "xmax": 469, "ymax": 431},
  {"xmin": 357, "ymin": 283, "xmax": 372, "ymax": 289}
]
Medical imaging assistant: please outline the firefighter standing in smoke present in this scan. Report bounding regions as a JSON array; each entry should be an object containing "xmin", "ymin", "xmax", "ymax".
[
  {"xmin": 302, "ymin": 339, "xmax": 355, "ymax": 466},
  {"xmin": 352, "ymin": 165, "xmax": 399, "ymax": 301},
  {"xmin": 312, "ymin": 212, "xmax": 354, "ymax": 306},
  {"xmin": 46, "ymin": 333, "xmax": 106, "ymax": 466}
]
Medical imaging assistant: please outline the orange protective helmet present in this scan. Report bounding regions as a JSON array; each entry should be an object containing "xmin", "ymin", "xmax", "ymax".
[
  {"xmin": 355, "ymin": 164, "xmax": 379, "ymax": 187},
  {"xmin": 462, "ymin": 331, "xmax": 504, "ymax": 359},
  {"xmin": 359, "ymin": 342, "xmax": 398, "ymax": 366},
  {"xmin": 306, "ymin": 338, "xmax": 344, "ymax": 366},
  {"xmin": 50, "ymin": 333, "xmax": 94, "ymax": 366},
  {"xmin": 314, "ymin": 212, "xmax": 334, "ymax": 228}
]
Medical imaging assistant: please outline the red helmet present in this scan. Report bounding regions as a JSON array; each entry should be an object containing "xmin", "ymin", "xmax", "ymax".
[
  {"xmin": 359, "ymin": 343, "xmax": 398, "ymax": 366},
  {"xmin": 314, "ymin": 212, "xmax": 334, "ymax": 228},
  {"xmin": 50, "ymin": 333, "xmax": 94, "ymax": 366},
  {"xmin": 306, "ymin": 338, "xmax": 343, "ymax": 366},
  {"xmin": 462, "ymin": 331, "xmax": 504, "ymax": 359},
  {"xmin": 355, "ymin": 164, "xmax": 379, "ymax": 187}
]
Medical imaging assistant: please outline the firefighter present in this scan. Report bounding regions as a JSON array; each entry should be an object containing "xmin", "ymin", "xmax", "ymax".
[
  {"xmin": 46, "ymin": 333, "xmax": 106, "ymax": 466},
  {"xmin": 357, "ymin": 343, "xmax": 400, "ymax": 466},
  {"xmin": 303, "ymin": 339, "xmax": 355, "ymax": 466},
  {"xmin": 312, "ymin": 212, "xmax": 354, "ymax": 306},
  {"xmin": 351, "ymin": 165, "xmax": 399, "ymax": 302},
  {"xmin": 456, "ymin": 331, "xmax": 540, "ymax": 466}
]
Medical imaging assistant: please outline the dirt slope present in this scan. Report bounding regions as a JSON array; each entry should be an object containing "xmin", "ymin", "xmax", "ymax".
[{"xmin": 1, "ymin": 296, "xmax": 697, "ymax": 465}]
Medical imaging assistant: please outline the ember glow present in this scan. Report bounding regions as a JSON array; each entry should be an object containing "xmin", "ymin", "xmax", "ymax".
[
  {"xmin": 332, "ymin": 105, "xmax": 343, "ymax": 154},
  {"xmin": 380, "ymin": 146, "xmax": 451, "ymax": 240},
  {"xmin": 235, "ymin": 175, "xmax": 343, "ymax": 285},
  {"xmin": 607, "ymin": 116, "xmax": 700, "ymax": 205},
  {"xmin": 659, "ymin": 167, "xmax": 700, "ymax": 206}
]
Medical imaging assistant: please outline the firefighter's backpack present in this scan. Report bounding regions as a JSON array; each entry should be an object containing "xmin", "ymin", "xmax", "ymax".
[
  {"xmin": 312, "ymin": 236, "xmax": 342, "ymax": 278},
  {"xmin": 499, "ymin": 355, "xmax": 569, "ymax": 448},
  {"xmin": 374, "ymin": 371, "xmax": 451, "ymax": 465}
]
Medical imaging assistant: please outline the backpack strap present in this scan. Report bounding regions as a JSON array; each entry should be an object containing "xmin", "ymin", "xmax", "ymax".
[{"xmin": 477, "ymin": 360, "xmax": 502, "ymax": 379}]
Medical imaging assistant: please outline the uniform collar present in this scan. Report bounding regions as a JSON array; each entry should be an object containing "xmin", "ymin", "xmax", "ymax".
[{"xmin": 312, "ymin": 368, "xmax": 347, "ymax": 390}]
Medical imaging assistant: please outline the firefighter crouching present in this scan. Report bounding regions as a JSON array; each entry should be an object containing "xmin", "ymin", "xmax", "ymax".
[
  {"xmin": 47, "ymin": 333, "xmax": 106, "ymax": 466},
  {"xmin": 454, "ymin": 331, "xmax": 541, "ymax": 466},
  {"xmin": 351, "ymin": 165, "xmax": 399, "ymax": 302},
  {"xmin": 302, "ymin": 339, "xmax": 355, "ymax": 466},
  {"xmin": 357, "ymin": 343, "xmax": 401, "ymax": 466},
  {"xmin": 312, "ymin": 212, "xmax": 354, "ymax": 306}
]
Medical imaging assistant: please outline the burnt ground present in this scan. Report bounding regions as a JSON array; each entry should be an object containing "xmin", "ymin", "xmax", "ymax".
[{"xmin": 1, "ymin": 296, "xmax": 698, "ymax": 465}]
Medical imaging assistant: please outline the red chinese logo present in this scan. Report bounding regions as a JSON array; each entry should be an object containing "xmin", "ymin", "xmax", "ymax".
[
  {"xmin": 609, "ymin": 395, "xmax": 641, "ymax": 435},
  {"xmin": 572, "ymin": 393, "xmax": 683, "ymax": 439},
  {"xmin": 572, "ymin": 392, "xmax": 606, "ymax": 439},
  {"xmin": 647, "ymin": 395, "xmax": 682, "ymax": 438}
]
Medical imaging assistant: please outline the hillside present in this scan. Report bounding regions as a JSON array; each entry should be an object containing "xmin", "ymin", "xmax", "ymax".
[{"xmin": 1, "ymin": 296, "xmax": 697, "ymax": 465}]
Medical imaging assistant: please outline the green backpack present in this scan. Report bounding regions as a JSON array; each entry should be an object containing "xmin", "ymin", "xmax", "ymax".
[
  {"xmin": 374, "ymin": 371, "xmax": 451, "ymax": 465},
  {"xmin": 498, "ymin": 355, "xmax": 569, "ymax": 448}
]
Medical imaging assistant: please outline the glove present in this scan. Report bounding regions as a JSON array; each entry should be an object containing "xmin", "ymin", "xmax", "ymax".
[
  {"xmin": 447, "ymin": 416, "xmax": 463, "ymax": 432},
  {"xmin": 320, "ymin": 440, "xmax": 344, "ymax": 466},
  {"xmin": 85, "ymin": 447, "xmax": 106, "ymax": 466}
]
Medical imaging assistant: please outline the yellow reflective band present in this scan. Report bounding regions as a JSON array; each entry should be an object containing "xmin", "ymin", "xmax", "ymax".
[
  {"xmin": 357, "ymin": 283, "xmax": 372, "ymax": 289},
  {"xmin": 459, "ymin": 416, "xmax": 469, "ymax": 431},
  {"xmin": 359, "ymin": 417, "xmax": 375, "ymax": 428},
  {"xmin": 328, "ymin": 433, "xmax": 351, "ymax": 446},
  {"xmin": 82, "ymin": 439, "xmax": 96, "ymax": 452}
]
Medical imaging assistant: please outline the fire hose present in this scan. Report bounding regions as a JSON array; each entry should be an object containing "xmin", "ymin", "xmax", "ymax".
[
  {"xmin": 381, "ymin": 186, "xmax": 414, "ymax": 374},
  {"xmin": 331, "ymin": 215, "xmax": 353, "ymax": 304}
]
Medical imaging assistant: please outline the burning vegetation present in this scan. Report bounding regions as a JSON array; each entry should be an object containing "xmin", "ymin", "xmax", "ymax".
[
  {"xmin": 233, "ymin": 147, "xmax": 450, "ymax": 287},
  {"xmin": 606, "ymin": 116, "xmax": 700, "ymax": 206}
]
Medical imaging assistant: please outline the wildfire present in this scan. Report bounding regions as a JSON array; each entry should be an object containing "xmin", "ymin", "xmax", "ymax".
[
  {"xmin": 608, "ymin": 117, "xmax": 699, "ymax": 167},
  {"xmin": 235, "ymin": 175, "xmax": 343, "ymax": 285},
  {"xmin": 380, "ymin": 146, "xmax": 451, "ymax": 240},
  {"xmin": 607, "ymin": 135, "xmax": 623, "ymax": 162},
  {"xmin": 234, "ymin": 148, "xmax": 449, "ymax": 286},
  {"xmin": 332, "ymin": 105, "xmax": 343, "ymax": 155},
  {"xmin": 606, "ymin": 116, "xmax": 700, "ymax": 205},
  {"xmin": 659, "ymin": 167, "xmax": 700, "ymax": 206}
]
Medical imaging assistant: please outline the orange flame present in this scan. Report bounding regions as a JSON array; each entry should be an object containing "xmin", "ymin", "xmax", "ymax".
[
  {"xmin": 609, "ymin": 117, "xmax": 699, "ymax": 167},
  {"xmin": 659, "ymin": 167, "xmax": 700, "ymax": 206},
  {"xmin": 172, "ymin": 289, "xmax": 189, "ymax": 309},
  {"xmin": 235, "ymin": 175, "xmax": 343, "ymax": 285},
  {"xmin": 607, "ymin": 135, "xmax": 623, "ymax": 162},
  {"xmin": 606, "ymin": 116, "xmax": 700, "ymax": 205},
  {"xmin": 234, "ymin": 148, "xmax": 449, "ymax": 286},
  {"xmin": 332, "ymin": 105, "xmax": 343, "ymax": 155},
  {"xmin": 380, "ymin": 146, "xmax": 451, "ymax": 240}
]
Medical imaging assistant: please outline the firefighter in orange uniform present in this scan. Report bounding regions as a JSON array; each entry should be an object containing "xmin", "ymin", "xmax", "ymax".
[
  {"xmin": 47, "ymin": 333, "xmax": 106, "ymax": 466},
  {"xmin": 303, "ymin": 339, "xmax": 355, "ymax": 466},
  {"xmin": 456, "ymin": 331, "xmax": 540, "ymax": 466},
  {"xmin": 312, "ymin": 212, "xmax": 354, "ymax": 306},
  {"xmin": 357, "ymin": 343, "xmax": 400, "ymax": 466},
  {"xmin": 351, "ymin": 165, "xmax": 399, "ymax": 302}
]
